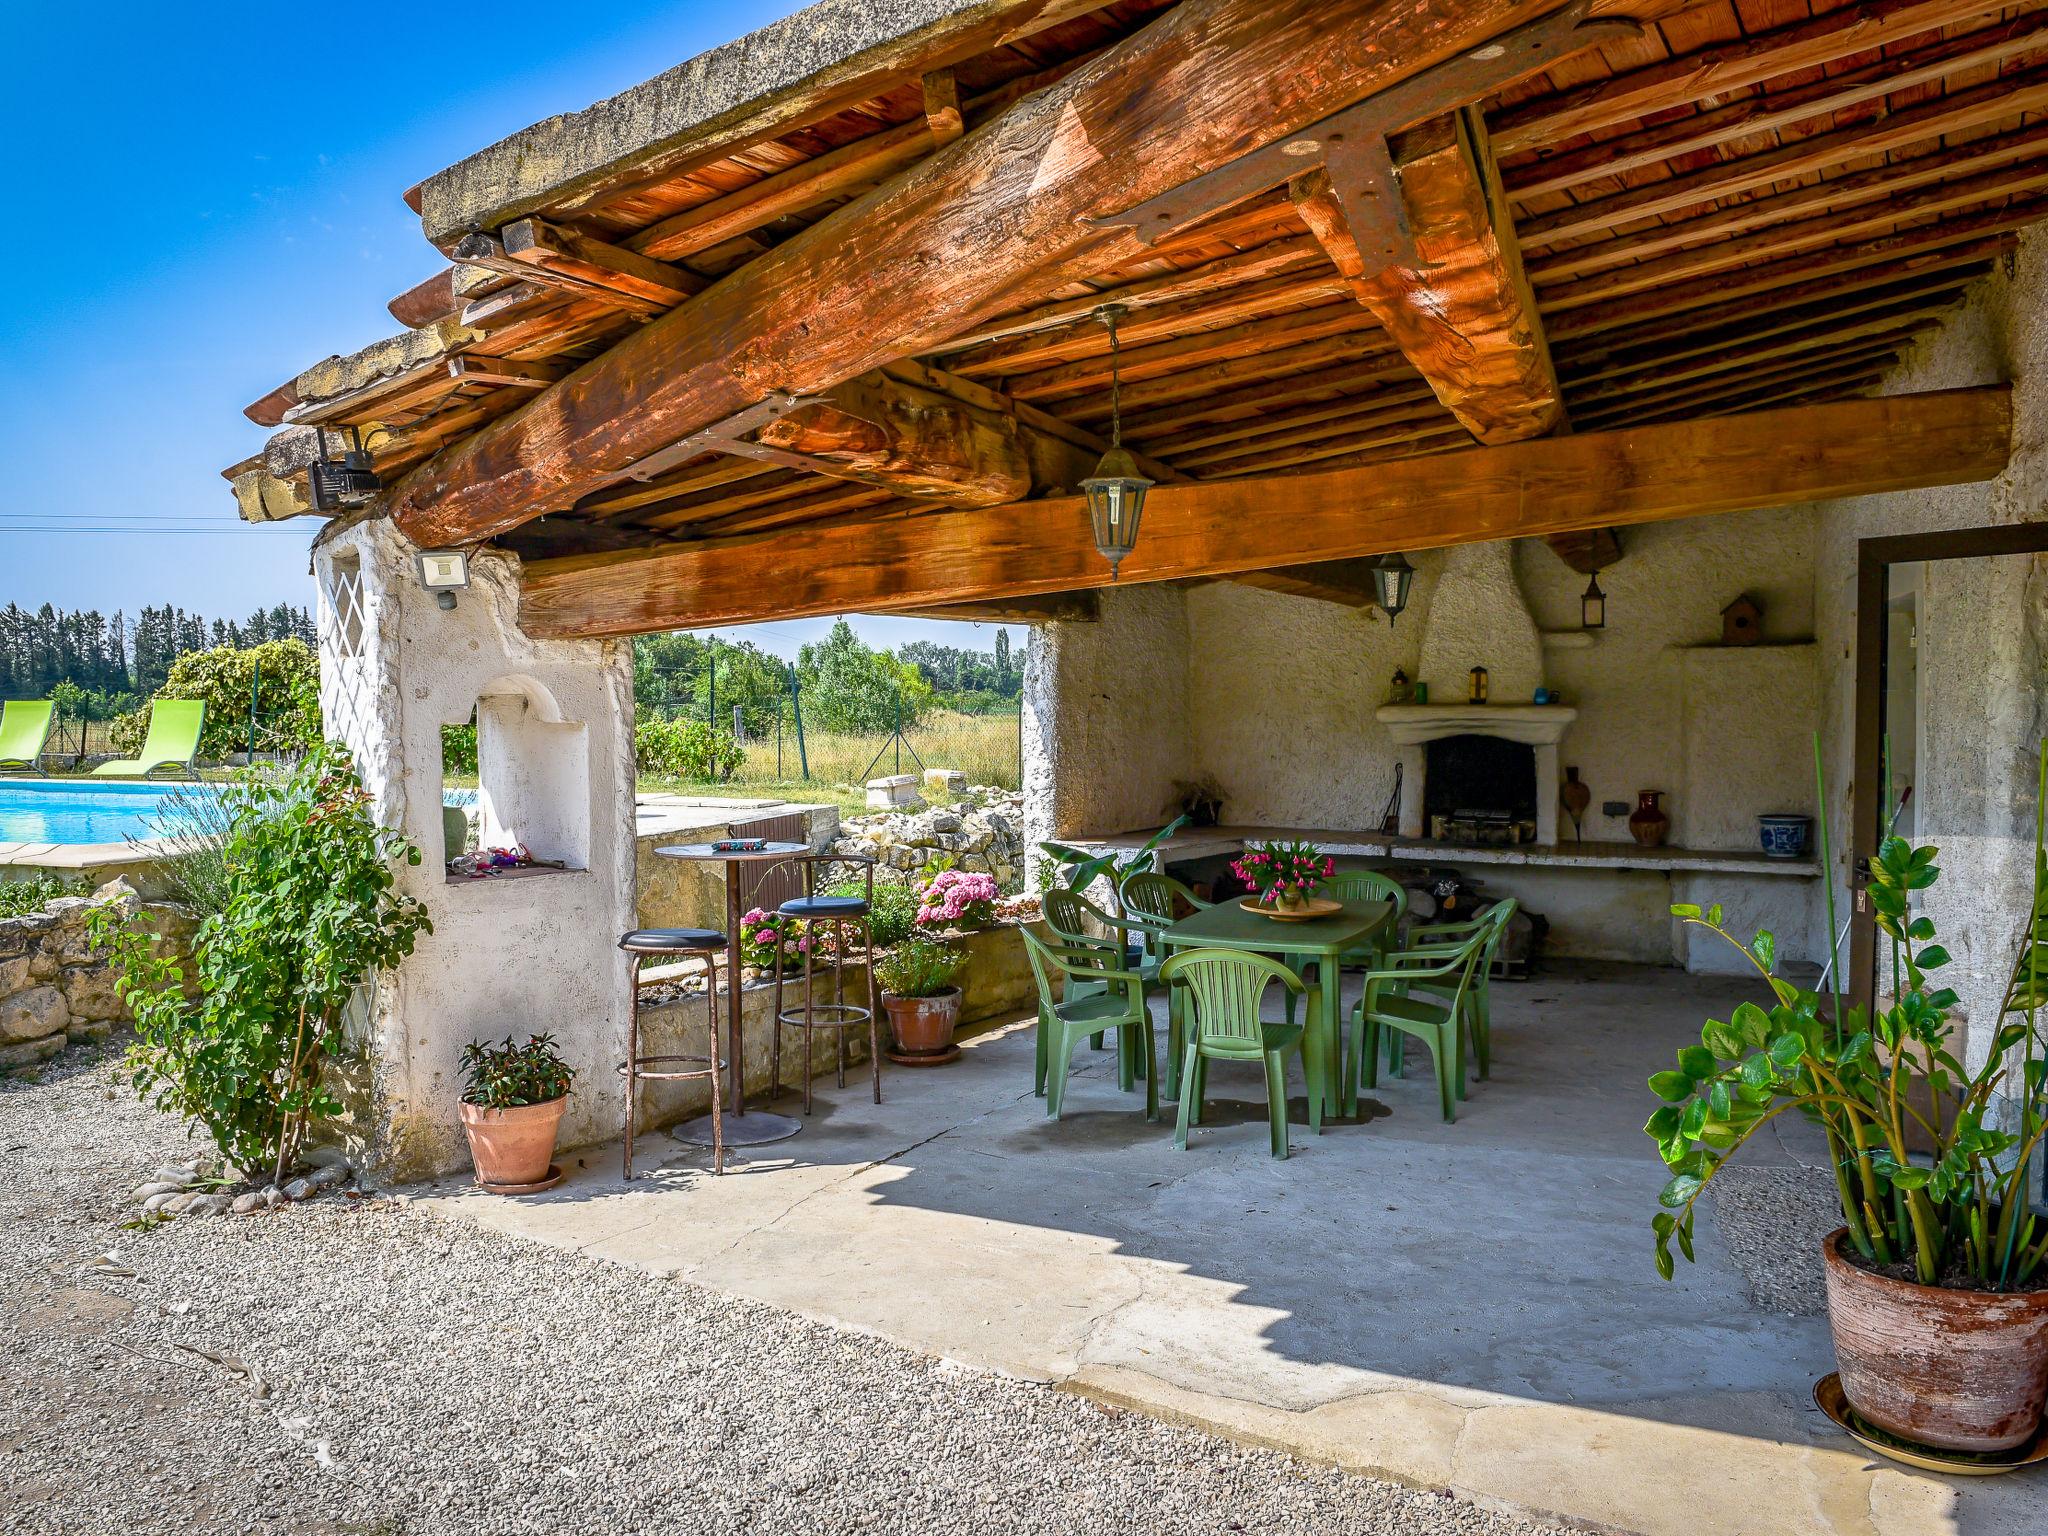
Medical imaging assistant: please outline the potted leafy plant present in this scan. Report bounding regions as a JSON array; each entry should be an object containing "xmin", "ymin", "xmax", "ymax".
[
  {"xmin": 874, "ymin": 938, "xmax": 966, "ymax": 1061},
  {"xmin": 1648, "ymin": 748, "xmax": 2048, "ymax": 1454},
  {"xmin": 459, "ymin": 1033, "xmax": 576, "ymax": 1189},
  {"xmin": 1039, "ymin": 814, "xmax": 1189, "ymax": 895}
]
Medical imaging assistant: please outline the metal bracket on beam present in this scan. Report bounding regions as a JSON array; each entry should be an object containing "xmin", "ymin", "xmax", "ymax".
[
  {"xmin": 1082, "ymin": 3, "xmax": 1637, "ymax": 249},
  {"xmin": 618, "ymin": 392, "xmax": 826, "ymax": 483}
]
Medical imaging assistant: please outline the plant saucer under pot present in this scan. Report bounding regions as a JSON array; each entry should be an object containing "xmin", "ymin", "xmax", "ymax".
[{"xmin": 881, "ymin": 986, "xmax": 963, "ymax": 1066}]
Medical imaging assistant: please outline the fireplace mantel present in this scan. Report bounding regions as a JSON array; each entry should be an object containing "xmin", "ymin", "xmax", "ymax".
[
  {"xmin": 1373, "ymin": 704, "xmax": 1579, "ymax": 842},
  {"xmin": 1373, "ymin": 704, "xmax": 1578, "ymax": 745}
]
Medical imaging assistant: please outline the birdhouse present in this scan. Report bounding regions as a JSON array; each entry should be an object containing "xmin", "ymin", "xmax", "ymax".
[{"xmin": 1720, "ymin": 594, "xmax": 1763, "ymax": 647}]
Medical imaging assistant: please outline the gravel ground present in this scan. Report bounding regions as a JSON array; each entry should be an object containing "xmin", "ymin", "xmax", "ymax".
[
  {"xmin": 1708, "ymin": 1164, "xmax": 1843, "ymax": 1315},
  {"xmin": 3, "ymin": 1041, "xmax": 1566, "ymax": 1536}
]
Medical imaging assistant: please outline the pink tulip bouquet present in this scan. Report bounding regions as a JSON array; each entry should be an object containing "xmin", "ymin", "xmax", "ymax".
[
  {"xmin": 1231, "ymin": 840, "xmax": 1335, "ymax": 909},
  {"xmin": 917, "ymin": 868, "xmax": 1000, "ymax": 931}
]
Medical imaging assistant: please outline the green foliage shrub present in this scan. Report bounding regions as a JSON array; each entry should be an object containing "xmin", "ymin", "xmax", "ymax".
[
  {"xmin": 95, "ymin": 746, "xmax": 431, "ymax": 1179},
  {"xmin": 112, "ymin": 638, "xmax": 319, "ymax": 761},
  {"xmin": 441, "ymin": 722, "xmax": 478, "ymax": 775},
  {"xmin": 635, "ymin": 716, "xmax": 743, "ymax": 781},
  {"xmin": 797, "ymin": 620, "xmax": 934, "ymax": 733},
  {"xmin": 0, "ymin": 872, "xmax": 86, "ymax": 920}
]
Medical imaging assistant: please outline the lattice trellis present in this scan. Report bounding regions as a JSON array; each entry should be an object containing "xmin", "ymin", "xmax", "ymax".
[{"xmin": 322, "ymin": 560, "xmax": 366, "ymax": 663}]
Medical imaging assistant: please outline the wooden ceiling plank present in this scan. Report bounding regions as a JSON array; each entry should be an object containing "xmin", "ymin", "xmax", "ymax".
[
  {"xmin": 999, "ymin": 301, "xmax": 1384, "ymax": 401},
  {"xmin": 1294, "ymin": 107, "xmax": 1563, "ymax": 445},
  {"xmin": 1518, "ymin": 56, "xmax": 2048, "ymax": 250},
  {"xmin": 1539, "ymin": 171, "xmax": 2048, "ymax": 310},
  {"xmin": 1548, "ymin": 228, "xmax": 2023, "ymax": 341},
  {"xmin": 1229, "ymin": 558, "xmax": 1390, "ymax": 609},
  {"xmin": 387, "ymin": 0, "xmax": 1567, "ymax": 548},
  {"xmin": 896, "ymin": 592, "xmax": 1101, "ymax": 623},
  {"xmin": 1529, "ymin": 118, "xmax": 2048, "ymax": 285},
  {"xmin": 1492, "ymin": 0, "xmax": 2013, "ymax": 154},
  {"xmin": 515, "ymin": 388, "xmax": 2012, "ymax": 637},
  {"xmin": 1501, "ymin": 8, "xmax": 2048, "ymax": 202}
]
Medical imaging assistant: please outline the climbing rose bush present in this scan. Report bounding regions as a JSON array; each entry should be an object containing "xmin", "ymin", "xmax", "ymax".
[{"xmin": 917, "ymin": 869, "xmax": 999, "ymax": 930}]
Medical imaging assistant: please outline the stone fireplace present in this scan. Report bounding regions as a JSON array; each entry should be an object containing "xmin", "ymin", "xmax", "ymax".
[{"xmin": 1373, "ymin": 541, "xmax": 1575, "ymax": 843}]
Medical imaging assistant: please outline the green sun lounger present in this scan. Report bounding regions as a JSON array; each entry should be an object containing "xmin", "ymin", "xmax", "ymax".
[
  {"xmin": 0, "ymin": 700, "xmax": 55, "ymax": 775},
  {"xmin": 92, "ymin": 699, "xmax": 205, "ymax": 780}
]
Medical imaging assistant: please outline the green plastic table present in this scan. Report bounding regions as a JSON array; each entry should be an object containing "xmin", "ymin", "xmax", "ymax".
[{"xmin": 1160, "ymin": 897, "xmax": 1394, "ymax": 1118}]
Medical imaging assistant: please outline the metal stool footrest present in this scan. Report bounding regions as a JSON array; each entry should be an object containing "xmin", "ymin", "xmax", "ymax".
[
  {"xmin": 620, "ymin": 930, "xmax": 727, "ymax": 1180},
  {"xmin": 774, "ymin": 1002, "xmax": 873, "ymax": 1030}
]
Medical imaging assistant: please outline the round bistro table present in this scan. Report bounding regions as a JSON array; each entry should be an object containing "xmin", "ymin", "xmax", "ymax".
[{"xmin": 653, "ymin": 840, "xmax": 809, "ymax": 1146}]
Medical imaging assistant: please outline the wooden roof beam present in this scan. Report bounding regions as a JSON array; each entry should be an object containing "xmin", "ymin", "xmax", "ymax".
[
  {"xmin": 1293, "ymin": 107, "xmax": 1561, "ymax": 446},
  {"xmin": 1229, "ymin": 559, "xmax": 1393, "ymax": 610},
  {"xmin": 384, "ymin": 0, "xmax": 1574, "ymax": 548},
  {"xmin": 516, "ymin": 388, "xmax": 2011, "ymax": 637}
]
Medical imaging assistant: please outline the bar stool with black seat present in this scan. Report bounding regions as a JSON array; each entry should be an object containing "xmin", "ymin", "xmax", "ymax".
[
  {"xmin": 619, "ymin": 927, "xmax": 728, "ymax": 1178},
  {"xmin": 770, "ymin": 854, "xmax": 880, "ymax": 1113}
]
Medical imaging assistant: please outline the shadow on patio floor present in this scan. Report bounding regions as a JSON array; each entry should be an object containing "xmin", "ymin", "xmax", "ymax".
[{"xmin": 412, "ymin": 961, "xmax": 2044, "ymax": 1536}]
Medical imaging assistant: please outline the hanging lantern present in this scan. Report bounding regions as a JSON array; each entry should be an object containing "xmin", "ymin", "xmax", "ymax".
[
  {"xmin": 307, "ymin": 425, "xmax": 381, "ymax": 511},
  {"xmin": 1581, "ymin": 571, "xmax": 1607, "ymax": 630},
  {"xmin": 1469, "ymin": 666, "xmax": 1490, "ymax": 704},
  {"xmin": 1080, "ymin": 305, "xmax": 1152, "ymax": 579},
  {"xmin": 1371, "ymin": 551, "xmax": 1415, "ymax": 624}
]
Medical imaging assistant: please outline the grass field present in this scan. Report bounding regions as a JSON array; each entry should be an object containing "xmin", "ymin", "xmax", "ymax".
[{"xmin": 640, "ymin": 709, "xmax": 1021, "ymax": 813}]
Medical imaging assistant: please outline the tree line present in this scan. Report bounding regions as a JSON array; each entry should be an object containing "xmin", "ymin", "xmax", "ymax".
[
  {"xmin": 635, "ymin": 621, "xmax": 1022, "ymax": 736},
  {"xmin": 0, "ymin": 603, "xmax": 315, "ymax": 717}
]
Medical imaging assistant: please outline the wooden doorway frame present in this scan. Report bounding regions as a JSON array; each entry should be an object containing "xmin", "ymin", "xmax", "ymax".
[{"xmin": 1850, "ymin": 522, "xmax": 2048, "ymax": 1013}]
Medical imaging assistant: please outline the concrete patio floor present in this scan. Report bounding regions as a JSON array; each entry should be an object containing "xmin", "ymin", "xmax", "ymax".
[{"xmin": 413, "ymin": 962, "xmax": 2046, "ymax": 1536}]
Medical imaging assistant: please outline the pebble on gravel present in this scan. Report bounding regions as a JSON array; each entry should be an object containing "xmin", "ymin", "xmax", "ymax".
[
  {"xmin": 230, "ymin": 1191, "xmax": 267, "ymax": 1216},
  {"xmin": 281, "ymin": 1177, "xmax": 314, "ymax": 1201}
]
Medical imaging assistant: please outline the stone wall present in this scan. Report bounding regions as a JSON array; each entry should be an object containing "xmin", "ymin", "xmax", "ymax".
[
  {"xmin": 1811, "ymin": 230, "xmax": 2048, "ymax": 1061},
  {"xmin": 0, "ymin": 881, "xmax": 191, "ymax": 1072},
  {"xmin": 830, "ymin": 790, "xmax": 1025, "ymax": 883}
]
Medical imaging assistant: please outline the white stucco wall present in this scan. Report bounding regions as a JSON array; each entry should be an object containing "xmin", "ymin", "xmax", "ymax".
[
  {"xmin": 316, "ymin": 521, "xmax": 638, "ymax": 1178},
  {"xmin": 1022, "ymin": 582, "xmax": 1192, "ymax": 865},
  {"xmin": 1811, "ymin": 233, "xmax": 2048, "ymax": 1059}
]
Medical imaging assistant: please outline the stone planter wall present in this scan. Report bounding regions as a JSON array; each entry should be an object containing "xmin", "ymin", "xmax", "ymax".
[
  {"xmin": 0, "ymin": 881, "xmax": 194, "ymax": 1072},
  {"xmin": 622, "ymin": 919, "xmax": 1040, "ymax": 1137}
]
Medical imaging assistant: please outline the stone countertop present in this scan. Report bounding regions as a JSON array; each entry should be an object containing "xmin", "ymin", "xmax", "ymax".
[{"xmin": 1064, "ymin": 824, "xmax": 1820, "ymax": 878}]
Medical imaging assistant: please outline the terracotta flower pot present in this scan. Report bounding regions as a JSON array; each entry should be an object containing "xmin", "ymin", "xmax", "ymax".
[
  {"xmin": 881, "ymin": 988, "xmax": 962, "ymax": 1057},
  {"xmin": 1822, "ymin": 1228, "xmax": 2048, "ymax": 1452},
  {"xmin": 459, "ymin": 1096, "xmax": 568, "ymax": 1188}
]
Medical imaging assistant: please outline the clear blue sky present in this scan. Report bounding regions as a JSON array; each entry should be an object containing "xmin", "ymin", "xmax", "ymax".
[{"xmin": 0, "ymin": 2, "xmax": 1024, "ymax": 665}]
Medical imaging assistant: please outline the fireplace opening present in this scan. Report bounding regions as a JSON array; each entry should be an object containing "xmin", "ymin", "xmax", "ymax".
[{"xmin": 1423, "ymin": 735, "xmax": 1538, "ymax": 845}]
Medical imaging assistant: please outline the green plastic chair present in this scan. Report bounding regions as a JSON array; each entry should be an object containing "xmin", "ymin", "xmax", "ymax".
[
  {"xmin": 1347, "ymin": 910, "xmax": 1500, "ymax": 1123},
  {"xmin": 1118, "ymin": 871, "xmax": 1210, "ymax": 969},
  {"xmin": 92, "ymin": 699, "xmax": 205, "ymax": 779},
  {"xmin": 1386, "ymin": 898, "xmax": 1517, "ymax": 1082},
  {"xmin": 1043, "ymin": 885, "xmax": 1152, "ymax": 1078},
  {"xmin": 0, "ymin": 701, "xmax": 54, "ymax": 775},
  {"xmin": 1020, "ymin": 926, "xmax": 1158, "ymax": 1123},
  {"xmin": 1158, "ymin": 948, "xmax": 1324, "ymax": 1159}
]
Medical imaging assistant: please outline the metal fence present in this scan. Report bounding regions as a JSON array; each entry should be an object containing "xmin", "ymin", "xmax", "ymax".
[{"xmin": 639, "ymin": 669, "xmax": 1022, "ymax": 789}]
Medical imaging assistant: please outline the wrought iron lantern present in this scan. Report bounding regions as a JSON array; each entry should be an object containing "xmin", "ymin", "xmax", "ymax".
[
  {"xmin": 1371, "ymin": 551, "xmax": 1415, "ymax": 624},
  {"xmin": 1079, "ymin": 305, "xmax": 1152, "ymax": 579},
  {"xmin": 307, "ymin": 425, "xmax": 381, "ymax": 511},
  {"xmin": 1469, "ymin": 665, "xmax": 1490, "ymax": 705},
  {"xmin": 1581, "ymin": 571, "xmax": 1607, "ymax": 630}
]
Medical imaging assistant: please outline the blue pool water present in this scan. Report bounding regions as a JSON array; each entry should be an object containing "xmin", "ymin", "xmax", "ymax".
[{"xmin": 0, "ymin": 780, "xmax": 221, "ymax": 846}]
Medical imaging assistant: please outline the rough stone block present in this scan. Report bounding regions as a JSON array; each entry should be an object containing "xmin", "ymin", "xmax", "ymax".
[
  {"xmin": 0, "ymin": 985, "xmax": 70, "ymax": 1044},
  {"xmin": 60, "ymin": 965, "xmax": 124, "ymax": 1023},
  {"xmin": 0, "ymin": 1033, "xmax": 64, "ymax": 1071},
  {"xmin": 865, "ymin": 773, "xmax": 922, "ymax": 810},
  {"xmin": 923, "ymin": 768, "xmax": 968, "ymax": 797}
]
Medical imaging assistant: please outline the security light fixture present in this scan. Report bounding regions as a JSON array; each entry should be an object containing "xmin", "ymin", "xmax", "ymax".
[
  {"xmin": 1371, "ymin": 551, "xmax": 1415, "ymax": 625},
  {"xmin": 417, "ymin": 548, "xmax": 470, "ymax": 611},
  {"xmin": 1079, "ymin": 305, "xmax": 1152, "ymax": 580},
  {"xmin": 307, "ymin": 425, "xmax": 381, "ymax": 511}
]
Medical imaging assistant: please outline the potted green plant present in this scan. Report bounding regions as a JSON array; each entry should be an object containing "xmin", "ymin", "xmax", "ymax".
[
  {"xmin": 459, "ymin": 1033, "xmax": 576, "ymax": 1190},
  {"xmin": 874, "ymin": 938, "xmax": 966, "ymax": 1062},
  {"xmin": 1647, "ymin": 748, "xmax": 2048, "ymax": 1455},
  {"xmin": 1039, "ymin": 814, "xmax": 1189, "ymax": 895}
]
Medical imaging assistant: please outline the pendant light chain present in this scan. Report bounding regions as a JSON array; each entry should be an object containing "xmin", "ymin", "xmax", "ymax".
[{"xmin": 1107, "ymin": 307, "xmax": 1124, "ymax": 447}]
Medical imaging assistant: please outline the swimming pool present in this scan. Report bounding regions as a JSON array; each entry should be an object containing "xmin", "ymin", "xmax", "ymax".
[{"xmin": 0, "ymin": 780, "xmax": 220, "ymax": 846}]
